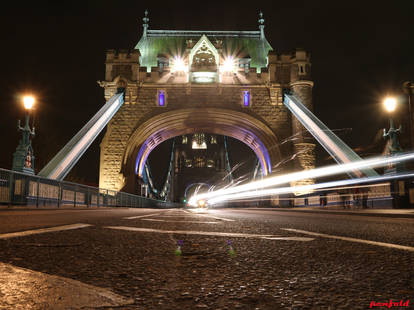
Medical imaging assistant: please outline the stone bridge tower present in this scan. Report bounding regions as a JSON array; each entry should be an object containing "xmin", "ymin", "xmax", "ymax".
[{"xmin": 98, "ymin": 11, "xmax": 315, "ymax": 193}]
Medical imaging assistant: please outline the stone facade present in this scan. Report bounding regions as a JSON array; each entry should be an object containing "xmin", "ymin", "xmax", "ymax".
[{"xmin": 98, "ymin": 22, "xmax": 315, "ymax": 194}]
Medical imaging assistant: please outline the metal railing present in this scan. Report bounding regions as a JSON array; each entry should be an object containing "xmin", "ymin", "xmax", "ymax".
[{"xmin": 0, "ymin": 168, "xmax": 182, "ymax": 208}]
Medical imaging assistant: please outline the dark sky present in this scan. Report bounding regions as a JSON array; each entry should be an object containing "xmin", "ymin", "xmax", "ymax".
[{"xmin": 0, "ymin": 0, "xmax": 413, "ymax": 186}]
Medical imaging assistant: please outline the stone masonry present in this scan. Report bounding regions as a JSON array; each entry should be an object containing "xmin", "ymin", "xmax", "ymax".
[{"xmin": 98, "ymin": 18, "xmax": 315, "ymax": 194}]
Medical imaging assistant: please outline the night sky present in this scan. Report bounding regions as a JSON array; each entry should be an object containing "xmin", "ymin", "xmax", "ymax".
[{"xmin": 0, "ymin": 1, "xmax": 413, "ymax": 186}]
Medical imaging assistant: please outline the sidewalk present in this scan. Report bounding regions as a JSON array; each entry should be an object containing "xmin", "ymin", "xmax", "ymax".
[
  {"xmin": 250, "ymin": 206, "xmax": 414, "ymax": 219},
  {"xmin": 0, "ymin": 205, "xmax": 104, "ymax": 211}
]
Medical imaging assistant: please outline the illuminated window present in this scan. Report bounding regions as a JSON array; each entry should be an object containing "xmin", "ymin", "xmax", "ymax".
[
  {"xmin": 207, "ymin": 159, "xmax": 215, "ymax": 168},
  {"xmin": 192, "ymin": 133, "xmax": 207, "ymax": 149},
  {"xmin": 182, "ymin": 136, "xmax": 188, "ymax": 144},
  {"xmin": 210, "ymin": 135, "xmax": 217, "ymax": 144},
  {"xmin": 194, "ymin": 157, "xmax": 206, "ymax": 168},
  {"xmin": 185, "ymin": 159, "xmax": 193, "ymax": 168},
  {"xmin": 242, "ymin": 90, "xmax": 251, "ymax": 107},
  {"xmin": 299, "ymin": 64, "xmax": 306, "ymax": 75},
  {"xmin": 157, "ymin": 90, "xmax": 166, "ymax": 107}
]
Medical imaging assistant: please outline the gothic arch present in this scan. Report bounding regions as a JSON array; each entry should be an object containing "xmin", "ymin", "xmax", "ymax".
[{"xmin": 120, "ymin": 107, "xmax": 281, "ymax": 192}]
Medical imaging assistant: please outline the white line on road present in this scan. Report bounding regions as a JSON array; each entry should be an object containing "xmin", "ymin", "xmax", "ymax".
[
  {"xmin": 263, "ymin": 237, "xmax": 315, "ymax": 241},
  {"xmin": 123, "ymin": 213, "xmax": 165, "ymax": 220},
  {"xmin": 104, "ymin": 226, "xmax": 313, "ymax": 241},
  {"xmin": 0, "ymin": 224, "xmax": 92, "ymax": 240},
  {"xmin": 142, "ymin": 219, "xmax": 219, "ymax": 224},
  {"xmin": 156, "ymin": 215, "xmax": 200, "ymax": 218},
  {"xmin": 196, "ymin": 214, "xmax": 235, "ymax": 222},
  {"xmin": 282, "ymin": 228, "xmax": 414, "ymax": 252},
  {"xmin": 184, "ymin": 210, "xmax": 235, "ymax": 222}
]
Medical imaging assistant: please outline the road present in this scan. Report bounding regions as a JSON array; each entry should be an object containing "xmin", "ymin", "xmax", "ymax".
[{"xmin": 0, "ymin": 207, "xmax": 413, "ymax": 309}]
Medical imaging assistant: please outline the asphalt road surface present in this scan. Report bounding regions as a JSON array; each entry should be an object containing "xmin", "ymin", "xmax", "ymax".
[{"xmin": 0, "ymin": 207, "xmax": 413, "ymax": 309}]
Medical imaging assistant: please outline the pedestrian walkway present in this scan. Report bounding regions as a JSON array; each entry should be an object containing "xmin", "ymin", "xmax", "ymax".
[{"xmin": 251, "ymin": 206, "xmax": 414, "ymax": 218}]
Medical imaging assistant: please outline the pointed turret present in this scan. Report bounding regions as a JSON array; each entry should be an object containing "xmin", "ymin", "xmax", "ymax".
[
  {"xmin": 258, "ymin": 11, "xmax": 265, "ymax": 40},
  {"xmin": 142, "ymin": 9, "xmax": 149, "ymax": 37}
]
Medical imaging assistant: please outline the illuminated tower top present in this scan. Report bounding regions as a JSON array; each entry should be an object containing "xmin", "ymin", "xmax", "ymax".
[{"xmin": 135, "ymin": 11, "xmax": 272, "ymax": 76}]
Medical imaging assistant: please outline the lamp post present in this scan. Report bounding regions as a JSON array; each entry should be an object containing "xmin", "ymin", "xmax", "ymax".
[
  {"xmin": 382, "ymin": 96, "xmax": 411, "ymax": 208},
  {"xmin": 403, "ymin": 81, "xmax": 414, "ymax": 149},
  {"xmin": 383, "ymin": 97, "xmax": 402, "ymax": 157},
  {"xmin": 12, "ymin": 95, "xmax": 36, "ymax": 175}
]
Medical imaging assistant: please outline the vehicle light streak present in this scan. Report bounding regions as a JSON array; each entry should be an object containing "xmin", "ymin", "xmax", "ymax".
[
  {"xmin": 206, "ymin": 172, "xmax": 414, "ymax": 205},
  {"xmin": 188, "ymin": 152, "xmax": 414, "ymax": 206}
]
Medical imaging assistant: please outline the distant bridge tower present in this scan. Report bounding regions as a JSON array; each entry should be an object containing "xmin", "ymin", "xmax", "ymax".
[
  {"xmin": 98, "ymin": 11, "xmax": 315, "ymax": 193},
  {"xmin": 171, "ymin": 134, "xmax": 231, "ymax": 202}
]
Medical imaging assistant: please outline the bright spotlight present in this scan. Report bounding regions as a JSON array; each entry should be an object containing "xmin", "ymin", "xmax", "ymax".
[
  {"xmin": 221, "ymin": 57, "xmax": 235, "ymax": 73},
  {"xmin": 23, "ymin": 96, "xmax": 35, "ymax": 110},
  {"xmin": 171, "ymin": 57, "xmax": 187, "ymax": 73},
  {"xmin": 198, "ymin": 199, "xmax": 206, "ymax": 208},
  {"xmin": 384, "ymin": 97, "xmax": 397, "ymax": 112}
]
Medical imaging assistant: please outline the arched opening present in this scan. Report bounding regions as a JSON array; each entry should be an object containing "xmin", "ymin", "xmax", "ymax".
[
  {"xmin": 120, "ymin": 108, "xmax": 281, "ymax": 194},
  {"xmin": 147, "ymin": 134, "xmax": 258, "ymax": 202}
]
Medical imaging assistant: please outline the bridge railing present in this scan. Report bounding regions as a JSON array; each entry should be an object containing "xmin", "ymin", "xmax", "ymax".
[{"xmin": 0, "ymin": 168, "xmax": 181, "ymax": 208}]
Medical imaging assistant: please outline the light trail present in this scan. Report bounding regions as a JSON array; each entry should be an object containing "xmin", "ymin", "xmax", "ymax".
[
  {"xmin": 188, "ymin": 152, "xmax": 414, "ymax": 206},
  {"xmin": 207, "ymin": 172, "xmax": 414, "ymax": 205}
]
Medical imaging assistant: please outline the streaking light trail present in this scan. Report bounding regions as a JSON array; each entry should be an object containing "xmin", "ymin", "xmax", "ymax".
[
  {"xmin": 207, "ymin": 172, "xmax": 414, "ymax": 205},
  {"xmin": 188, "ymin": 152, "xmax": 414, "ymax": 206}
]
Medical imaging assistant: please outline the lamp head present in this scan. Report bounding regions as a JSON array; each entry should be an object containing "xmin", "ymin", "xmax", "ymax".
[
  {"xmin": 23, "ymin": 96, "xmax": 35, "ymax": 110},
  {"xmin": 384, "ymin": 97, "xmax": 397, "ymax": 112}
]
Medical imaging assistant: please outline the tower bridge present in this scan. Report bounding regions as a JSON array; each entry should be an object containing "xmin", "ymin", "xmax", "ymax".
[
  {"xmin": 98, "ymin": 11, "xmax": 316, "ymax": 198},
  {"xmin": 38, "ymin": 11, "xmax": 376, "ymax": 203}
]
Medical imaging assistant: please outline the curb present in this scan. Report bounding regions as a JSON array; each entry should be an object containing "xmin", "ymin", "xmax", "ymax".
[{"xmin": 245, "ymin": 208, "xmax": 414, "ymax": 219}]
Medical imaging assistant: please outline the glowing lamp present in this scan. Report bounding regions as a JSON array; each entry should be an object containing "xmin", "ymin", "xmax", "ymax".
[
  {"xmin": 23, "ymin": 96, "xmax": 35, "ymax": 110},
  {"xmin": 384, "ymin": 97, "xmax": 397, "ymax": 112},
  {"xmin": 197, "ymin": 199, "xmax": 206, "ymax": 208},
  {"xmin": 171, "ymin": 57, "xmax": 187, "ymax": 73},
  {"xmin": 221, "ymin": 57, "xmax": 235, "ymax": 73}
]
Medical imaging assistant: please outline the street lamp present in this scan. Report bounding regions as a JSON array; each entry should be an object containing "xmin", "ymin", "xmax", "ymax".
[
  {"xmin": 384, "ymin": 97, "xmax": 397, "ymax": 112},
  {"xmin": 403, "ymin": 81, "xmax": 413, "ymax": 149},
  {"xmin": 383, "ymin": 96, "xmax": 402, "ymax": 156},
  {"xmin": 23, "ymin": 96, "xmax": 35, "ymax": 110},
  {"xmin": 382, "ymin": 96, "xmax": 408, "ymax": 208},
  {"xmin": 12, "ymin": 95, "xmax": 36, "ymax": 175}
]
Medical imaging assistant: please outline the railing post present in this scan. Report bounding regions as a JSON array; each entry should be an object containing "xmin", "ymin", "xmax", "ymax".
[
  {"xmin": 36, "ymin": 177, "xmax": 40, "ymax": 208},
  {"xmin": 8, "ymin": 172, "xmax": 14, "ymax": 207},
  {"xmin": 74, "ymin": 186, "xmax": 76, "ymax": 207},
  {"xmin": 58, "ymin": 183, "xmax": 62, "ymax": 208},
  {"xmin": 87, "ymin": 187, "xmax": 90, "ymax": 208}
]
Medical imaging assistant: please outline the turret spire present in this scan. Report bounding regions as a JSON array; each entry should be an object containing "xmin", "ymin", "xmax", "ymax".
[
  {"xmin": 258, "ymin": 11, "xmax": 265, "ymax": 39},
  {"xmin": 143, "ymin": 10, "xmax": 149, "ymax": 37}
]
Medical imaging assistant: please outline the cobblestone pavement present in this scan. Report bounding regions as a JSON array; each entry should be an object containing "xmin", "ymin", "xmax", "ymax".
[{"xmin": 0, "ymin": 207, "xmax": 413, "ymax": 309}]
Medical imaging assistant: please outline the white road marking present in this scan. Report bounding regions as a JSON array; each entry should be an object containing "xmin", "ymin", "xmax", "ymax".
[
  {"xmin": 156, "ymin": 215, "xmax": 199, "ymax": 218},
  {"xmin": 123, "ymin": 212, "xmax": 165, "ymax": 220},
  {"xmin": 282, "ymin": 228, "xmax": 414, "ymax": 252},
  {"xmin": 104, "ymin": 226, "xmax": 313, "ymax": 241},
  {"xmin": 183, "ymin": 209, "xmax": 235, "ymax": 222},
  {"xmin": 197, "ymin": 214, "xmax": 235, "ymax": 222},
  {"xmin": 142, "ymin": 219, "xmax": 219, "ymax": 224},
  {"xmin": 0, "ymin": 224, "xmax": 92, "ymax": 240},
  {"xmin": 263, "ymin": 237, "xmax": 315, "ymax": 241}
]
